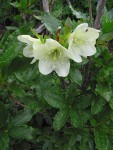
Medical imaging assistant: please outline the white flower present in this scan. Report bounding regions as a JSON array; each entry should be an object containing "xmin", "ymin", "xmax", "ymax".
[
  {"xmin": 32, "ymin": 39, "xmax": 70, "ymax": 77},
  {"xmin": 17, "ymin": 35, "xmax": 41, "ymax": 58},
  {"xmin": 68, "ymin": 23, "xmax": 100, "ymax": 62}
]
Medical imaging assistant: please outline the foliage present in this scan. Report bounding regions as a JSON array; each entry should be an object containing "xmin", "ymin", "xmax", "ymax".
[{"xmin": 0, "ymin": 0, "xmax": 113, "ymax": 150}]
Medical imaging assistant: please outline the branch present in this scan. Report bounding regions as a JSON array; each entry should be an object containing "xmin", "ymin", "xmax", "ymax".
[
  {"xmin": 60, "ymin": 78, "xmax": 68, "ymax": 90},
  {"xmin": 81, "ymin": 0, "xmax": 106, "ymax": 90},
  {"xmin": 56, "ymin": 27, "xmax": 61, "ymax": 42},
  {"xmin": 8, "ymin": 92, "xmax": 25, "ymax": 108},
  {"xmin": 35, "ymin": 0, "xmax": 49, "ymax": 33},
  {"xmin": 94, "ymin": 0, "xmax": 106, "ymax": 29},
  {"xmin": 42, "ymin": 0, "xmax": 50, "ymax": 13},
  {"xmin": 88, "ymin": 0, "xmax": 93, "ymax": 27}
]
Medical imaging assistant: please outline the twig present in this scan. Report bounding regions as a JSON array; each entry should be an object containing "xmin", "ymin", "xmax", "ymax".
[
  {"xmin": 35, "ymin": 24, "xmax": 45, "ymax": 34},
  {"xmin": 35, "ymin": 0, "xmax": 49, "ymax": 33},
  {"xmin": 60, "ymin": 78, "xmax": 68, "ymax": 91},
  {"xmin": 81, "ymin": 58, "xmax": 91, "ymax": 91},
  {"xmin": 42, "ymin": 0, "xmax": 50, "ymax": 13},
  {"xmin": 56, "ymin": 27, "xmax": 61, "ymax": 42},
  {"xmin": 81, "ymin": 0, "xmax": 106, "ymax": 90},
  {"xmin": 8, "ymin": 92, "xmax": 25, "ymax": 108},
  {"xmin": 88, "ymin": 0, "xmax": 93, "ymax": 27},
  {"xmin": 94, "ymin": 0, "xmax": 106, "ymax": 29}
]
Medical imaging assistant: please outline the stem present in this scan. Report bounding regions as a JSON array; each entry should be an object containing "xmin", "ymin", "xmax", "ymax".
[
  {"xmin": 8, "ymin": 92, "xmax": 25, "ymax": 108},
  {"xmin": 60, "ymin": 78, "xmax": 68, "ymax": 91},
  {"xmin": 42, "ymin": 0, "xmax": 50, "ymax": 13},
  {"xmin": 81, "ymin": 58, "xmax": 91, "ymax": 91},
  {"xmin": 88, "ymin": 0, "xmax": 93, "ymax": 27},
  {"xmin": 94, "ymin": 0, "xmax": 106, "ymax": 29},
  {"xmin": 56, "ymin": 27, "xmax": 61, "ymax": 42},
  {"xmin": 82, "ymin": 0, "xmax": 106, "ymax": 90}
]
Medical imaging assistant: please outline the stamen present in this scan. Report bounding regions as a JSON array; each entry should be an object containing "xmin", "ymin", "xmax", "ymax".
[{"xmin": 85, "ymin": 29, "xmax": 88, "ymax": 32}]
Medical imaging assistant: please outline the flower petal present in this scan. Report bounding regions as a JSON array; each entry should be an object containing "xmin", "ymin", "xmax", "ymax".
[
  {"xmin": 46, "ymin": 39, "xmax": 62, "ymax": 49},
  {"xmin": 68, "ymin": 46, "xmax": 82, "ymax": 62},
  {"xmin": 23, "ymin": 45, "xmax": 33, "ymax": 58},
  {"xmin": 68, "ymin": 41, "xmax": 96, "ymax": 62},
  {"xmin": 33, "ymin": 43, "xmax": 49, "ymax": 60},
  {"xmin": 77, "ymin": 41, "xmax": 96, "ymax": 57},
  {"xmin": 33, "ymin": 39, "xmax": 69, "ymax": 60},
  {"xmin": 55, "ymin": 59, "xmax": 70, "ymax": 77},
  {"xmin": 17, "ymin": 35, "xmax": 36, "ymax": 44},
  {"xmin": 38, "ymin": 58, "xmax": 54, "ymax": 75},
  {"xmin": 75, "ymin": 23, "xmax": 88, "ymax": 31},
  {"xmin": 72, "ymin": 23, "xmax": 100, "ymax": 43}
]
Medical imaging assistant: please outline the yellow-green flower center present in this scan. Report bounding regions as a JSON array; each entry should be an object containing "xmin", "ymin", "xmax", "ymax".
[
  {"xmin": 46, "ymin": 49, "xmax": 62, "ymax": 61},
  {"xmin": 73, "ymin": 37, "xmax": 84, "ymax": 45}
]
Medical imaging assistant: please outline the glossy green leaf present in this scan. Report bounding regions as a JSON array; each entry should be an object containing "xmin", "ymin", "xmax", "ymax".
[
  {"xmin": 44, "ymin": 92, "xmax": 67, "ymax": 109},
  {"xmin": 69, "ymin": 133, "xmax": 77, "ymax": 147},
  {"xmin": 91, "ymin": 97, "xmax": 106, "ymax": 114},
  {"xmin": 95, "ymin": 83, "xmax": 112, "ymax": 102},
  {"xmin": 0, "ymin": 102, "xmax": 8, "ymax": 128},
  {"xmin": 0, "ymin": 132, "xmax": 9, "ymax": 150},
  {"xmin": 35, "ymin": 13, "xmax": 61, "ymax": 35},
  {"xmin": 70, "ymin": 69, "xmax": 82, "ymax": 85},
  {"xmin": 9, "ymin": 126, "xmax": 35, "ymax": 140},
  {"xmin": 10, "ymin": 108, "xmax": 35, "ymax": 126},
  {"xmin": 70, "ymin": 109, "xmax": 83, "ymax": 128},
  {"xmin": 53, "ymin": 109, "xmax": 69, "ymax": 130},
  {"xmin": 94, "ymin": 128, "xmax": 108, "ymax": 150}
]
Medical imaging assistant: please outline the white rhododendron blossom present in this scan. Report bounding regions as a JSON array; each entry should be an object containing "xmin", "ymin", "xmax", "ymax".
[
  {"xmin": 17, "ymin": 35, "xmax": 41, "ymax": 58},
  {"xmin": 68, "ymin": 23, "xmax": 100, "ymax": 62},
  {"xmin": 17, "ymin": 23, "xmax": 99, "ymax": 77},
  {"xmin": 32, "ymin": 39, "xmax": 70, "ymax": 77}
]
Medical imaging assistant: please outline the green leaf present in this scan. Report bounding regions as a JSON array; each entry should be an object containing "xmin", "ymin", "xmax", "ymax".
[
  {"xmin": 94, "ymin": 128, "xmax": 108, "ymax": 150},
  {"xmin": 109, "ymin": 97, "xmax": 113, "ymax": 109},
  {"xmin": 75, "ymin": 95, "xmax": 92, "ymax": 109},
  {"xmin": 99, "ymin": 32, "xmax": 113, "ymax": 42},
  {"xmin": 20, "ymin": 0, "xmax": 27, "ymax": 10},
  {"xmin": 6, "ymin": 26, "xmax": 18, "ymax": 31},
  {"xmin": 14, "ymin": 63, "xmax": 38, "ymax": 82},
  {"xmin": 31, "ymin": 29, "xmax": 44, "ymax": 43},
  {"xmin": 52, "ymin": 7, "xmax": 62, "ymax": 18},
  {"xmin": 102, "ymin": 20, "xmax": 113, "ymax": 33},
  {"xmin": 44, "ymin": 92, "xmax": 67, "ymax": 109},
  {"xmin": 70, "ymin": 109, "xmax": 83, "ymax": 128},
  {"xmin": 70, "ymin": 69, "xmax": 82, "ymax": 85},
  {"xmin": 95, "ymin": 83, "xmax": 112, "ymax": 102},
  {"xmin": 80, "ymin": 130, "xmax": 90, "ymax": 150},
  {"xmin": 35, "ymin": 13, "xmax": 61, "ymax": 35},
  {"xmin": 81, "ymin": 110, "xmax": 91, "ymax": 124},
  {"xmin": 69, "ymin": 133, "xmax": 77, "ymax": 147},
  {"xmin": 9, "ymin": 126, "xmax": 35, "ymax": 140},
  {"xmin": 0, "ymin": 41, "xmax": 22, "ymax": 67},
  {"xmin": 64, "ymin": 18, "xmax": 72, "ymax": 36},
  {"xmin": 27, "ymin": 102, "xmax": 42, "ymax": 113},
  {"xmin": 10, "ymin": 2, "xmax": 20, "ymax": 8},
  {"xmin": 0, "ymin": 132, "xmax": 9, "ymax": 150},
  {"xmin": 91, "ymin": 97, "xmax": 106, "ymax": 114},
  {"xmin": 69, "ymin": 2, "xmax": 86, "ymax": 19},
  {"xmin": 0, "ymin": 102, "xmax": 8, "ymax": 128},
  {"xmin": 10, "ymin": 108, "xmax": 35, "ymax": 126},
  {"xmin": 53, "ymin": 109, "xmax": 69, "ymax": 131},
  {"xmin": 10, "ymin": 102, "xmax": 41, "ymax": 127},
  {"xmin": 10, "ymin": 82, "xmax": 25, "ymax": 97}
]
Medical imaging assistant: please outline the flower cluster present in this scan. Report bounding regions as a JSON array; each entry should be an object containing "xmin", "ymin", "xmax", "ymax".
[{"xmin": 17, "ymin": 23, "xmax": 99, "ymax": 77}]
